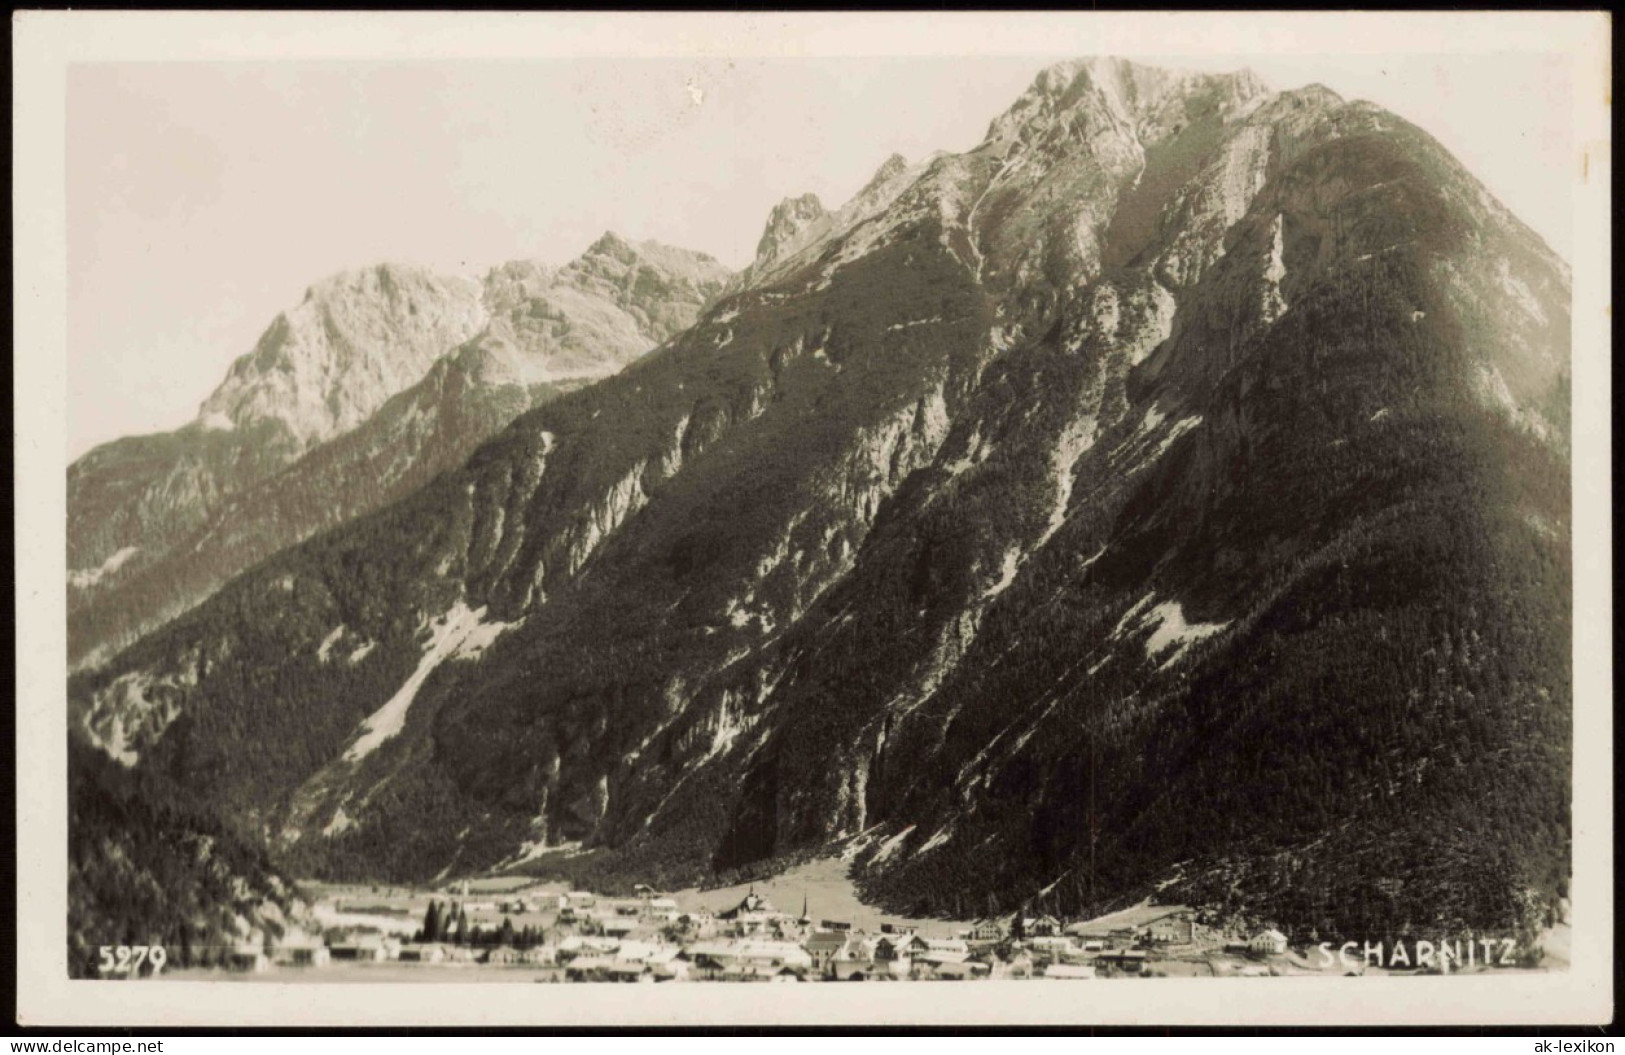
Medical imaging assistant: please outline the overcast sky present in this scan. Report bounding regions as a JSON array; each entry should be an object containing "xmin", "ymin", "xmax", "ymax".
[{"xmin": 67, "ymin": 50, "xmax": 1576, "ymax": 460}]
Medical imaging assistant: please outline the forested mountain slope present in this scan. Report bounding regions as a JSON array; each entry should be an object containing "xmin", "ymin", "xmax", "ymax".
[
  {"xmin": 71, "ymin": 59, "xmax": 1570, "ymax": 943},
  {"xmin": 68, "ymin": 737, "xmax": 309, "ymax": 977}
]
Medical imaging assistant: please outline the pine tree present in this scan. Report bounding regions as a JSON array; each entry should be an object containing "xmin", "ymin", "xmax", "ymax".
[{"xmin": 422, "ymin": 900, "xmax": 443, "ymax": 943}]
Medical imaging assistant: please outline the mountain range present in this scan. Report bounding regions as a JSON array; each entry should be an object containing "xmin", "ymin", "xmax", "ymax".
[
  {"xmin": 68, "ymin": 235, "xmax": 729, "ymax": 669},
  {"xmin": 68, "ymin": 57, "xmax": 1571, "ymax": 946}
]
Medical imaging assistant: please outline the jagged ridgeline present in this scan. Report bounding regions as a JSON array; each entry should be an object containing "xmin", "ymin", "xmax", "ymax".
[
  {"xmin": 67, "ymin": 238, "xmax": 731, "ymax": 671},
  {"xmin": 70, "ymin": 58, "xmax": 1570, "ymax": 942}
]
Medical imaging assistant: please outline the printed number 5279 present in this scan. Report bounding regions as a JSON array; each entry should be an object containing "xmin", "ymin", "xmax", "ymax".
[{"xmin": 97, "ymin": 945, "xmax": 167, "ymax": 976}]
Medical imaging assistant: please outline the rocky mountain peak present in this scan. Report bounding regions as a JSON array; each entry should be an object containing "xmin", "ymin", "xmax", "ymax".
[
  {"xmin": 585, "ymin": 229, "xmax": 640, "ymax": 264},
  {"xmin": 68, "ymin": 232, "xmax": 731, "ymax": 668},
  {"xmin": 456, "ymin": 233, "xmax": 731, "ymax": 389},
  {"xmin": 196, "ymin": 263, "xmax": 488, "ymax": 447},
  {"xmin": 982, "ymin": 57, "xmax": 1272, "ymax": 151},
  {"xmin": 860, "ymin": 153, "xmax": 911, "ymax": 195},
  {"xmin": 752, "ymin": 193, "xmax": 830, "ymax": 272},
  {"xmin": 729, "ymin": 153, "xmax": 934, "ymax": 295},
  {"xmin": 1283, "ymin": 82, "xmax": 1345, "ymax": 108}
]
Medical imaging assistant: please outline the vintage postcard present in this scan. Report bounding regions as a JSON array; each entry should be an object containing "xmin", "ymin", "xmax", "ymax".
[{"xmin": 13, "ymin": 10, "xmax": 1612, "ymax": 1028}]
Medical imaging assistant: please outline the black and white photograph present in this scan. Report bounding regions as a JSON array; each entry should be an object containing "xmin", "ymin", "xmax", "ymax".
[{"xmin": 12, "ymin": 9, "xmax": 1612, "ymax": 1030}]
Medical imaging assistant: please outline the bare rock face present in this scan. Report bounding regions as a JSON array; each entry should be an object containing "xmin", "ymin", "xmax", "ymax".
[
  {"xmin": 756, "ymin": 194, "xmax": 829, "ymax": 267},
  {"xmin": 67, "ymin": 238, "xmax": 729, "ymax": 669},
  {"xmin": 68, "ymin": 736, "xmax": 310, "ymax": 978},
  {"xmin": 731, "ymin": 192, "xmax": 830, "ymax": 289},
  {"xmin": 73, "ymin": 59, "xmax": 1570, "ymax": 943},
  {"xmin": 198, "ymin": 265, "xmax": 490, "ymax": 449},
  {"xmin": 469, "ymin": 234, "xmax": 729, "ymax": 386},
  {"xmin": 726, "ymin": 152, "xmax": 938, "ymax": 294}
]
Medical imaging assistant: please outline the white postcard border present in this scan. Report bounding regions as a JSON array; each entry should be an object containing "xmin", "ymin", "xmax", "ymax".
[{"xmin": 14, "ymin": 9, "xmax": 1612, "ymax": 1028}]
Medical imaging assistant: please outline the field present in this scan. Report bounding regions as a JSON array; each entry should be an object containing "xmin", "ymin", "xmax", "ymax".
[{"xmin": 1064, "ymin": 899, "xmax": 1188, "ymax": 934}]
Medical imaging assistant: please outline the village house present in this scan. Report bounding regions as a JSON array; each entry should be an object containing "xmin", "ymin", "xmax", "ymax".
[
  {"xmin": 651, "ymin": 954, "xmax": 691, "ymax": 982},
  {"xmin": 832, "ymin": 958, "xmax": 884, "ymax": 982},
  {"xmin": 564, "ymin": 955, "xmax": 617, "ymax": 982},
  {"xmin": 803, "ymin": 930, "xmax": 849, "ymax": 974},
  {"xmin": 684, "ymin": 938, "xmax": 812, "ymax": 978},
  {"xmin": 735, "ymin": 940, "xmax": 814, "ymax": 971},
  {"xmin": 636, "ymin": 945, "xmax": 684, "ymax": 968},
  {"xmin": 880, "ymin": 922, "xmax": 917, "ymax": 937},
  {"xmin": 716, "ymin": 889, "xmax": 788, "ymax": 937},
  {"xmin": 916, "ymin": 959, "xmax": 989, "ymax": 981},
  {"xmin": 851, "ymin": 936, "xmax": 916, "ymax": 981},
  {"xmin": 1102, "ymin": 927, "xmax": 1139, "ymax": 949},
  {"xmin": 775, "ymin": 917, "xmax": 813, "ymax": 943},
  {"xmin": 1249, "ymin": 928, "xmax": 1289, "ymax": 957},
  {"xmin": 604, "ymin": 960, "xmax": 655, "ymax": 983},
  {"xmin": 597, "ymin": 916, "xmax": 639, "ymax": 938},
  {"xmin": 1026, "ymin": 935, "xmax": 1075, "ymax": 959},
  {"xmin": 871, "ymin": 937, "xmax": 901, "ymax": 963},
  {"xmin": 558, "ymin": 934, "xmax": 621, "ymax": 959},
  {"xmin": 966, "ymin": 918, "xmax": 1005, "ymax": 943},
  {"xmin": 274, "ymin": 943, "xmax": 330, "ymax": 969},
  {"xmin": 642, "ymin": 897, "xmax": 679, "ymax": 919},
  {"xmin": 840, "ymin": 933, "xmax": 883, "ymax": 962},
  {"xmin": 1021, "ymin": 914, "xmax": 1064, "ymax": 937},
  {"xmin": 328, "ymin": 935, "xmax": 389, "ymax": 963},
  {"xmin": 684, "ymin": 949, "xmax": 730, "ymax": 980},
  {"xmin": 911, "ymin": 940, "xmax": 974, "ymax": 979},
  {"xmin": 674, "ymin": 912, "xmax": 721, "ymax": 939},
  {"xmin": 1146, "ymin": 912, "xmax": 1199, "ymax": 945},
  {"xmin": 612, "ymin": 939, "xmax": 670, "ymax": 963},
  {"xmin": 988, "ymin": 948, "xmax": 1036, "ymax": 980},
  {"xmin": 397, "ymin": 943, "xmax": 446, "ymax": 963},
  {"xmin": 1058, "ymin": 942, "xmax": 1102, "ymax": 965},
  {"xmin": 718, "ymin": 889, "xmax": 773, "ymax": 919}
]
